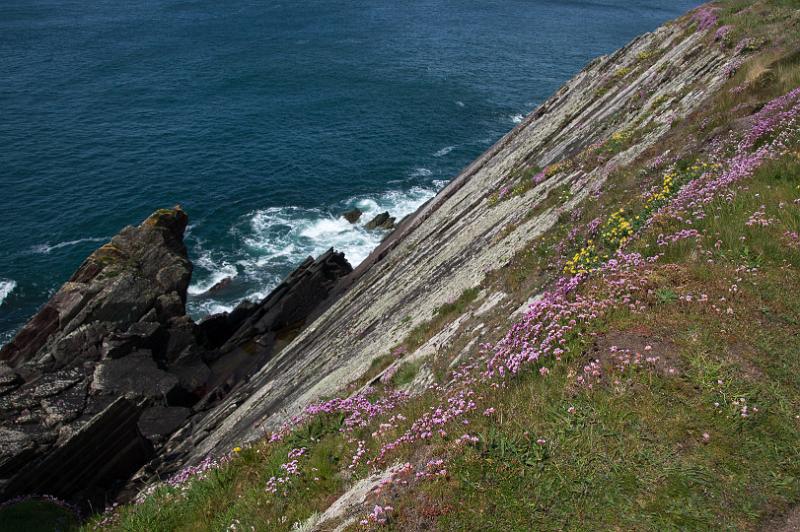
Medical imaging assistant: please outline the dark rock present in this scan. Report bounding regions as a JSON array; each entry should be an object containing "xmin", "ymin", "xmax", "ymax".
[
  {"xmin": 91, "ymin": 351, "xmax": 179, "ymax": 400},
  {"xmin": 138, "ymin": 406, "xmax": 190, "ymax": 445},
  {"xmin": 0, "ymin": 207, "xmax": 192, "ymax": 504},
  {"xmin": 0, "ymin": 206, "xmax": 191, "ymax": 368},
  {"xmin": 197, "ymin": 300, "xmax": 258, "ymax": 351},
  {"xmin": 162, "ymin": 316, "xmax": 197, "ymax": 363},
  {"xmin": 364, "ymin": 211, "xmax": 396, "ymax": 231},
  {"xmin": 200, "ymin": 248, "xmax": 353, "ymax": 405},
  {"xmin": 342, "ymin": 208, "xmax": 363, "ymax": 224},
  {"xmin": 156, "ymin": 292, "xmax": 185, "ymax": 323},
  {"xmin": 0, "ymin": 363, "xmax": 21, "ymax": 387},
  {"xmin": 168, "ymin": 348, "xmax": 211, "ymax": 397},
  {"xmin": 1, "ymin": 397, "xmax": 153, "ymax": 509},
  {"xmin": 207, "ymin": 277, "xmax": 234, "ymax": 295},
  {"xmin": 0, "ymin": 204, "xmax": 354, "ymax": 506}
]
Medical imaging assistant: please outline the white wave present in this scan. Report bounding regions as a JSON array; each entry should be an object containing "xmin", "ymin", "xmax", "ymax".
[
  {"xmin": 29, "ymin": 236, "xmax": 108, "ymax": 254},
  {"xmin": 0, "ymin": 279, "xmax": 16, "ymax": 307},
  {"xmin": 433, "ymin": 145, "xmax": 455, "ymax": 157},
  {"xmin": 186, "ymin": 182, "xmax": 447, "ymax": 321},
  {"xmin": 409, "ymin": 167, "xmax": 432, "ymax": 178},
  {"xmin": 245, "ymin": 183, "xmax": 444, "ymax": 270},
  {"xmin": 455, "ymin": 101, "xmax": 465, "ymax": 107},
  {"xmin": 187, "ymin": 254, "xmax": 238, "ymax": 296},
  {"xmin": 510, "ymin": 113, "xmax": 525, "ymax": 124}
]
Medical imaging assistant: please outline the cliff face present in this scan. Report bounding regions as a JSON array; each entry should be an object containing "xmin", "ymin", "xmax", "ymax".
[
  {"xmin": 164, "ymin": 19, "xmax": 734, "ymax": 469},
  {"xmin": 12, "ymin": 2, "xmax": 795, "ymax": 528}
]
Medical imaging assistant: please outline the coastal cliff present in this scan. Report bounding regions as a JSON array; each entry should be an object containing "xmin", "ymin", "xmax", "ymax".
[{"xmin": 3, "ymin": 1, "xmax": 800, "ymax": 530}]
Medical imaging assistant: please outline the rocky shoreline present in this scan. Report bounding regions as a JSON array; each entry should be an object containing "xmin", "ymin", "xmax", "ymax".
[
  {"xmin": 0, "ymin": 6, "xmax": 737, "ymax": 512},
  {"xmin": 0, "ymin": 206, "xmax": 354, "ymax": 509}
]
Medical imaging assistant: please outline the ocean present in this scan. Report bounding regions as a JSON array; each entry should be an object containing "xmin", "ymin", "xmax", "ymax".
[{"xmin": 0, "ymin": 0, "xmax": 700, "ymax": 345}]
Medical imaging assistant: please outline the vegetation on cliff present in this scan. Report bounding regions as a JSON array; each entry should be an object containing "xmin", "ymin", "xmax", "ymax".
[{"xmin": 3, "ymin": 1, "xmax": 800, "ymax": 530}]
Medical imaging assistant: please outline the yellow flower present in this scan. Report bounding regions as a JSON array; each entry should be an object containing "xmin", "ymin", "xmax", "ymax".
[{"xmin": 233, "ymin": 447, "xmax": 242, "ymax": 453}]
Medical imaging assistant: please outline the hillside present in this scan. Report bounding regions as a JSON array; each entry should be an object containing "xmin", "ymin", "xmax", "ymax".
[{"xmin": 3, "ymin": 0, "xmax": 800, "ymax": 530}]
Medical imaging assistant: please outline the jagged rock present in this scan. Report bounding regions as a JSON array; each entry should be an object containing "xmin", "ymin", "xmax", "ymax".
[
  {"xmin": 364, "ymin": 211, "xmax": 396, "ymax": 230},
  {"xmin": 197, "ymin": 300, "xmax": 258, "ymax": 351},
  {"xmin": 163, "ymin": 316, "xmax": 198, "ymax": 363},
  {"xmin": 101, "ymin": 321, "xmax": 163, "ymax": 359},
  {"xmin": 156, "ymin": 291, "xmax": 185, "ymax": 323},
  {"xmin": 0, "ymin": 207, "xmax": 191, "ymax": 505},
  {"xmin": 169, "ymin": 348, "xmax": 212, "ymax": 397},
  {"xmin": 0, "ymin": 203, "xmax": 358, "ymax": 505},
  {"xmin": 0, "ymin": 362, "xmax": 21, "ymax": 387},
  {"xmin": 0, "ymin": 207, "xmax": 191, "ymax": 367},
  {"xmin": 2, "ymin": 398, "xmax": 152, "ymax": 508},
  {"xmin": 343, "ymin": 208, "xmax": 363, "ymax": 223}
]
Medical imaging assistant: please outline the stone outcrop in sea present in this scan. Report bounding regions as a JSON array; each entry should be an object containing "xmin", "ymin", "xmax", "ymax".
[{"xmin": 0, "ymin": 207, "xmax": 351, "ymax": 507}]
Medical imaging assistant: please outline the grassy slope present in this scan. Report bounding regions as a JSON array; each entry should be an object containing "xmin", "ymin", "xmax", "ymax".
[{"xmin": 4, "ymin": 1, "xmax": 799, "ymax": 531}]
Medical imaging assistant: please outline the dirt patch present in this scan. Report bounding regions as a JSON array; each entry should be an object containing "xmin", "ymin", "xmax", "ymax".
[
  {"xmin": 760, "ymin": 505, "xmax": 800, "ymax": 532},
  {"xmin": 727, "ymin": 341, "xmax": 765, "ymax": 380},
  {"xmin": 574, "ymin": 330, "xmax": 682, "ymax": 389}
]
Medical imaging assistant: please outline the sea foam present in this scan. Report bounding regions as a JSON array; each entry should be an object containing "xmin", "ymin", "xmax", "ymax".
[
  {"xmin": 185, "ymin": 183, "xmax": 443, "ymax": 320},
  {"xmin": 29, "ymin": 236, "xmax": 108, "ymax": 255},
  {"xmin": 0, "ymin": 279, "xmax": 17, "ymax": 307}
]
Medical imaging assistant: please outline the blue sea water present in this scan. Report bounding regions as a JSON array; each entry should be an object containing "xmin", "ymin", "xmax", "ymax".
[{"xmin": 0, "ymin": 0, "xmax": 700, "ymax": 344}]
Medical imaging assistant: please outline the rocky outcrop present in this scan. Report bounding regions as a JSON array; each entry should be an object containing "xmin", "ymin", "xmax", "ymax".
[
  {"xmin": 342, "ymin": 208, "xmax": 363, "ymax": 224},
  {"xmin": 0, "ymin": 206, "xmax": 354, "ymax": 507},
  {"xmin": 364, "ymin": 211, "xmax": 395, "ymax": 231},
  {"xmin": 193, "ymin": 249, "xmax": 352, "ymax": 405},
  {"xmin": 0, "ymin": 207, "xmax": 193, "ymax": 507}
]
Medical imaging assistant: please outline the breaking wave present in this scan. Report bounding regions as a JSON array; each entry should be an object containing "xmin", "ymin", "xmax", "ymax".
[
  {"xmin": 185, "ymin": 182, "xmax": 445, "ymax": 319},
  {"xmin": 0, "ymin": 279, "xmax": 16, "ymax": 307}
]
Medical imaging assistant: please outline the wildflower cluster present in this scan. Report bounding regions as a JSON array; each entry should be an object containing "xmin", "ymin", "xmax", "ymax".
[
  {"xmin": 265, "ymin": 447, "xmax": 308, "ymax": 495},
  {"xmin": 600, "ymin": 209, "xmax": 635, "ymax": 248},
  {"xmin": 715, "ymin": 24, "xmax": 733, "ymax": 42},
  {"xmin": 304, "ymin": 387, "xmax": 411, "ymax": 431},
  {"xmin": 533, "ymin": 159, "xmax": 573, "ymax": 185},
  {"xmin": 563, "ymin": 240, "xmax": 599, "ymax": 275},
  {"xmin": 646, "ymin": 162, "xmax": 720, "ymax": 216},
  {"xmin": 563, "ymin": 209, "xmax": 637, "ymax": 275},
  {"xmin": 576, "ymin": 344, "xmax": 677, "ymax": 389},
  {"xmin": 691, "ymin": 6, "xmax": 718, "ymax": 32}
]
